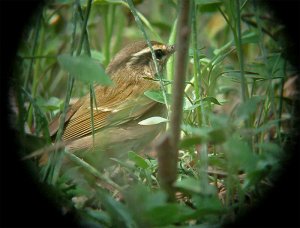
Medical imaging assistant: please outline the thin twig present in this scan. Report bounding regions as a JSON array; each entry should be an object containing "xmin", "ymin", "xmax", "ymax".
[
  {"xmin": 157, "ymin": 0, "xmax": 191, "ymax": 200},
  {"xmin": 170, "ymin": 0, "xmax": 191, "ymax": 148},
  {"xmin": 126, "ymin": 0, "xmax": 169, "ymax": 118}
]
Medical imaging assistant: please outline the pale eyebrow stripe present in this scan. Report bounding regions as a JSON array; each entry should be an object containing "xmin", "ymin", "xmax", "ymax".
[
  {"xmin": 131, "ymin": 47, "xmax": 151, "ymax": 57},
  {"xmin": 131, "ymin": 46, "xmax": 165, "ymax": 57}
]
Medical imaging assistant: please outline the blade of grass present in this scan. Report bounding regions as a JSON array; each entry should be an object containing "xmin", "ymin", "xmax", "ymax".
[
  {"xmin": 234, "ymin": 0, "xmax": 249, "ymax": 103},
  {"xmin": 166, "ymin": 17, "xmax": 177, "ymax": 94},
  {"xmin": 191, "ymin": 0, "xmax": 209, "ymax": 194},
  {"xmin": 27, "ymin": 15, "xmax": 46, "ymax": 128},
  {"xmin": 64, "ymin": 151, "xmax": 121, "ymax": 191},
  {"xmin": 103, "ymin": 4, "xmax": 116, "ymax": 66},
  {"xmin": 45, "ymin": 2, "xmax": 80, "ymax": 184},
  {"xmin": 103, "ymin": 0, "xmax": 162, "ymax": 42},
  {"xmin": 191, "ymin": 1, "xmax": 203, "ymax": 127},
  {"xmin": 76, "ymin": 0, "xmax": 97, "ymax": 148},
  {"xmin": 253, "ymin": 1, "xmax": 281, "ymax": 142},
  {"xmin": 24, "ymin": 11, "xmax": 42, "ymax": 89},
  {"xmin": 126, "ymin": 0, "xmax": 169, "ymax": 118}
]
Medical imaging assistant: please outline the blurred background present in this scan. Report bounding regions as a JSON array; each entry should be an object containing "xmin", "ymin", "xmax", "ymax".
[{"xmin": 1, "ymin": 0, "xmax": 300, "ymax": 227}]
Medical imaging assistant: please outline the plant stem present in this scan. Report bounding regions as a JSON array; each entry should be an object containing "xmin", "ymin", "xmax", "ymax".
[
  {"xmin": 156, "ymin": 0, "xmax": 191, "ymax": 200},
  {"xmin": 235, "ymin": 0, "xmax": 249, "ymax": 103},
  {"xmin": 191, "ymin": 1, "xmax": 203, "ymax": 127},
  {"xmin": 170, "ymin": 0, "xmax": 191, "ymax": 148},
  {"xmin": 166, "ymin": 17, "xmax": 177, "ymax": 93},
  {"xmin": 27, "ymin": 14, "xmax": 45, "ymax": 129},
  {"xmin": 103, "ymin": 4, "xmax": 116, "ymax": 66},
  {"xmin": 126, "ymin": 0, "xmax": 169, "ymax": 118},
  {"xmin": 24, "ymin": 11, "xmax": 42, "ymax": 89}
]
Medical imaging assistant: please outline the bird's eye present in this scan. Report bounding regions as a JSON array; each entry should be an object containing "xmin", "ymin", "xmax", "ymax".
[{"xmin": 155, "ymin": 49, "xmax": 164, "ymax": 60}]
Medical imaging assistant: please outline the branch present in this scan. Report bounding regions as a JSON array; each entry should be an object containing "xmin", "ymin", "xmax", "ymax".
[{"xmin": 157, "ymin": 0, "xmax": 191, "ymax": 200}]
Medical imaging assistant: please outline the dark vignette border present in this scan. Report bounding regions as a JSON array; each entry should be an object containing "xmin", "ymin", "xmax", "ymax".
[{"xmin": 0, "ymin": 0, "xmax": 299, "ymax": 227}]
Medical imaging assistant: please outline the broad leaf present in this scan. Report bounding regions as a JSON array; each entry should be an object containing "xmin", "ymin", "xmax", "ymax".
[
  {"xmin": 174, "ymin": 177, "xmax": 202, "ymax": 193},
  {"xmin": 145, "ymin": 204, "xmax": 194, "ymax": 226},
  {"xmin": 58, "ymin": 54, "xmax": 112, "ymax": 85},
  {"xmin": 144, "ymin": 90, "xmax": 171, "ymax": 104},
  {"xmin": 128, "ymin": 151, "xmax": 149, "ymax": 169},
  {"xmin": 236, "ymin": 96, "xmax": 264, "ymax": 120},
  {"xmin": 97, "ymin": 190, "xmax": 136, "ymax": 227},
  {"xmin": 202, "ymin": 96, "xmax": 221, "ymax": 105},
  {"xmin": 138, "ymin": 116, "xmax": 168, "ymax": 125}
]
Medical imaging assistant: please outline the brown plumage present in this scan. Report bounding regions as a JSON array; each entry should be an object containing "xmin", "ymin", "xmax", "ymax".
[{"xmin": 49, "ymin": 41, "xmax": 175, "ymax": 157}]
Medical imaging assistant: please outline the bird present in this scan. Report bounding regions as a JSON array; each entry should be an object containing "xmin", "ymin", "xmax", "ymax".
[{"xmin": 47, "ymin": 40, "xmax": 175, "ymax": 167}]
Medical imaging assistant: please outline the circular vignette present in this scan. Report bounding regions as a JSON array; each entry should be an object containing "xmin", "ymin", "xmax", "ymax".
[
  {"xmin": 1, "ymin": 0, "xmax": 79, "ymax": 227},
  {"xmin": 1, "ymin": 0, "xmax": 300, "ymax": 227}
]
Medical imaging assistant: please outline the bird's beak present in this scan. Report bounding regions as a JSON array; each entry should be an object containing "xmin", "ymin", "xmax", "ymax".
[{"xmin": 167, "ymin": 44, "xmax": 176, "ymax": 55}]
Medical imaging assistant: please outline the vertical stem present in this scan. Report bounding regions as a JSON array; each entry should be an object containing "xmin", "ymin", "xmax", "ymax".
[
  {"xmin": 126, "ymin": 0, "xmax": 169, "ymax": 117},
  {"xmin": 44, "ymin": 2, "xmax": 79, "ymax": 184},
  {"xmin": 170, "ymin": 0, "xmax": 191, "ymax": 148},
  {"xmin": 253, "ymin": 0, "xmax": 280, "ymax": 141},
  {"xmin": 78, "ymin": 0, "xmax": 95, "ymax": 146},
  {"xmin": 55, "ymin": 2, "xmax": 78, "ymax": 142},
  {"xmin": 46, "ymin": 0, "xmax": 93, "ymax": 184},
  {"xmin": 156, "ymin": 0, "xmax": 191, "ymax": 200},
  {"xmin": 166, "ymin": 18, "xmax": 177, "ymax": 93},
  {"xmin": 191, "ymin": 1, "xmax": 203, "ymax": 127},
  {"xmin": 24, "ymin": 11, "xmax": 42, "ymax": 89},
  {"xmin": 103, "ymin": 4, "xmax": 116, "ymax": 66},
  {"xmin": 103, "ymin": 6, "xmax": 110, "ymax": 66},
  {"xmin": 27, "ymin": 15, "xmax": 45, "ymax": 129},
  {"xmin": 277, "ymin": 60, "xmax": 286, "ymax": 134},
  {"xmin": 76, "ymin": 0, "xmax": 92, "ymax": 56},
  {"xmin": 235, "ymin": 0, "xmax": 249, "ymax": 103},
  {"xmin": 191, "ymin": 2, "xmax": 209, "ymax": 192}
]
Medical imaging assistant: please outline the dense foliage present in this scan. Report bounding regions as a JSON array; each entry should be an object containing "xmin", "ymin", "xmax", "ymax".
[{"xmin": 14, "ymin": 0, "xmax": 296, "ymax": 226}]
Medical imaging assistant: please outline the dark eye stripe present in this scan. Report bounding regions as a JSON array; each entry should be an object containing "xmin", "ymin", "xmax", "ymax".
[{"xmin": 127, "ymin": 48, "xmax": 167, "ymax": 67}]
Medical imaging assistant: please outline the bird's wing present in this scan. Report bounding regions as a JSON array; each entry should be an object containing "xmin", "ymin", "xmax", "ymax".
[
  {"xmin": 61, "ymin": 82, "xmax": 160, "ymax": 141},
  {"xmin": 49, "ymin": 98, "xmax": 85, "ymax": 137}
]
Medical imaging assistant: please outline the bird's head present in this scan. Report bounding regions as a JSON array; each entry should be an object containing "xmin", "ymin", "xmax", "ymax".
[{"xmin": 106, "ymin": 41, "xmax": 175, "ymax": 80}]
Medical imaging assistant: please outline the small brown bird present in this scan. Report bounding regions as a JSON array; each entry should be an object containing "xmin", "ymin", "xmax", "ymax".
[{"xmin": 48, "ymin": 41, "xmax": 175, "ymax": 163}]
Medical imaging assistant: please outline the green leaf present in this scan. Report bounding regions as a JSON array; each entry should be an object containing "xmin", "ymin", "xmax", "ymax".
[
  {"xmin": 180, "ymin": 136, "xmax": 203, "ymax": 149},
  {"xmin": 36, "ymin": 97, "xmax": 63, "ymax": 112},
  {"xmin": 174, "ymin": 177, "xmax": 202, "ymax": 193},
  {"xmin": 184, "ymin": 97, "xmax": 221, "ymax": 111},
  {"xmin": 225, "ymin": 137, "xmax": 258, "ymax": 172},
  {"xmin": 91, "ymin": 49, "xmax": 105, "ymax": 63},
  {"xmin": 124, "ymin": 184, "xmax": 167, "ymax": 212},
  {"xmin": 138, "ymin": 116, "xmax": 168, "ymax": 125},
  {"xmin": 57, "ymin": 54, "xmax": 112, "ymax": 85},
  {"xmin": 202, "ymin": 96, "xmax": 221, "ymax": 105},
  {"xmin": 184, "ymin": 103, "xmax": 202, "ymax": 111},
  {"xmin": 97, "ymin": 189, "xmax": 136, "ymax": 228},
  {"xmin": 84, "ymin": 208, "xmax": 112, "ymax": 226},
  {"xmin": 197, "ymin": 0, "xmax": 223, "ymax": 12},
  {"xmin": 222, "ymin": 70, "xmax": 265, "ymax": 82},
  {"xmin": 144, "ymin": 90, "xmax": 171, "ymax": 104},
  {"xmin": 192, "ymin": 195, "xmax": 225, "ymax": 215},
  {"xmin": 236, "ymin": 96, "xmax": 264, "ymax": 120},
  {"xmin": 128, "ymin": 151, "xmax": 149, "ymax": 169},
  {"xmin": 195, "ymin": 0, "xmax": 222, "ymax": 5},
  {"xmin": 110, "ymin": 158, "xmax": 135, "ymax": 170},
  {"xmin": 241, "ymin": 30, "xmax": 259, "ymax": 44},
  {"xmin": 188, "ymin": 48, "xmax": 206, "ymax": 58},
  {"xmin": 182, "ymin": 124, "xmax": 211, "ymax": 136},
  {"xmin": 208, "ymin": 128, "xmax": 227, "ymax": 144},
  {"xmin": 254, "ymin": 119, "xmax": 282, "ymax": 134},
  {"xmin": 181, "ymin": 124, "xmax": 227, "ymax": 147},
  {"xmin": 145, "ymin": 204, "xmax": 194, "ymax": 226},
  {"xmin": 21, "ymin": 89, "xmax": 50, "ymax": 138}
]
